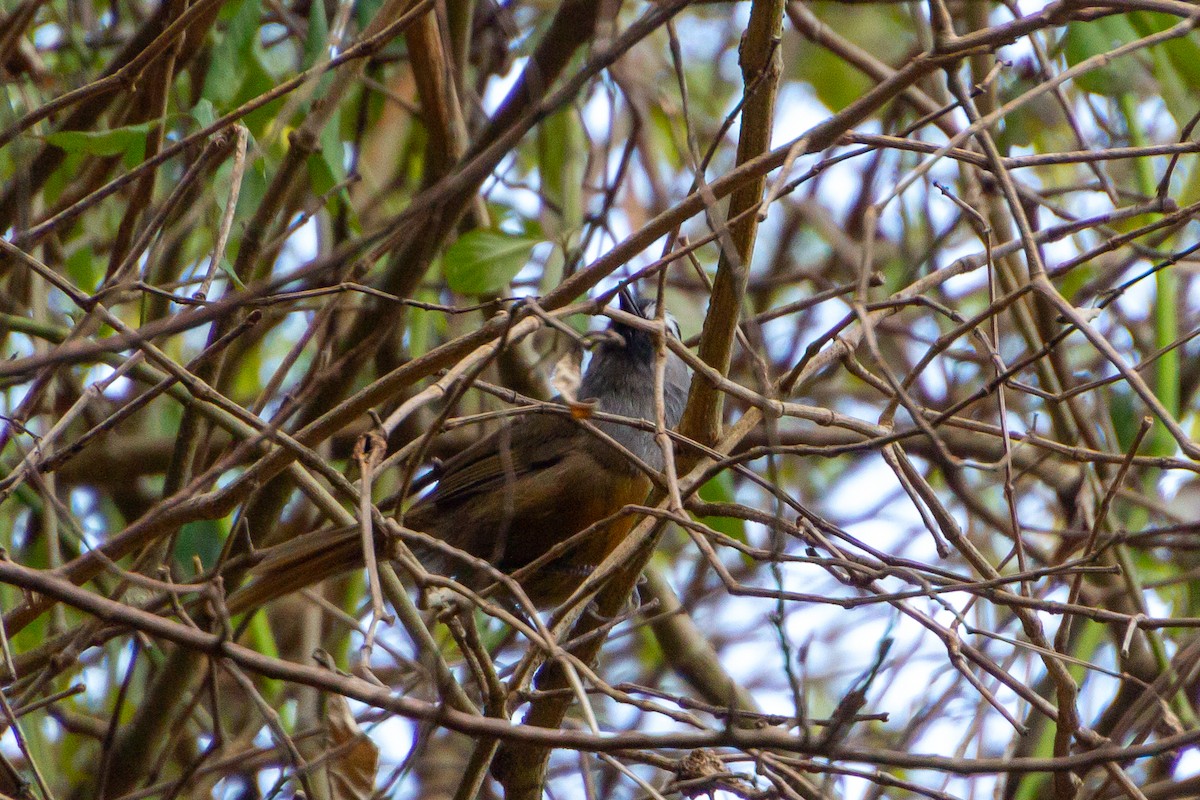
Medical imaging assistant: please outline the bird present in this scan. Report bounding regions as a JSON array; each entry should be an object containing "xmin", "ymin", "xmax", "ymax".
[{"xmin": 229, "ymin": 290, "xmax": 691, "ymax": 612}]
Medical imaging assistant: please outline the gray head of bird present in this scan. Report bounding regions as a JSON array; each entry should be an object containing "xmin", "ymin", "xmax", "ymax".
[
  {"xmin": 579, "ymin": 288, "xmax": 691, "ymax": 433},
  {"xmin": 606, "ymin": 286, "xmax": 682, "ymax": 356}
]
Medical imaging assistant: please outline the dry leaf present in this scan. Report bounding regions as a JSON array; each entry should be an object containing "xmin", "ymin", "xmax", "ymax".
[
  {"xmin": 324, "ymin": 692, "xmax": 379, "ymax": 799},
  {"xmin": 550, "ymin": 349, "xmax": 582, "ymax": 402}
]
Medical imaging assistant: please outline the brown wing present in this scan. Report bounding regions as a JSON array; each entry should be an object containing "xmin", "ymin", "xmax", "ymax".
[
  {"xmin": 230, "ymin": 412, "xmax": 641, "ymax": 611},
  {"xmin": 408, "ymin": 414, "xmax": 648, "ymax": 578},
  {"xmin": 414, "ymin": 413, "xmax": 580, "ymax": 507},
  {"xmin": 228, "ymin": 524, "xmax": 360, "ymax": 613}
]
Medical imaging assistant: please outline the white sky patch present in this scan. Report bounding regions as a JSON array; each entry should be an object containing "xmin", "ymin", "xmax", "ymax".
[
  {"xmin": 670, "ymin": 14, "xmax": 733, "ymax": 67},
  {"xmin": 482, "ymin": 57, "xmax": 528, "ymax": 117},
  {"xmin": 1158, "ymin": 467, "xmax": 1190, "ymax": 498},
  {"xmin": 76, "ymin": 659, "xmax": 111, "ymax": 709},
  {"xmin": 77, "ymin": 642, "xmax": 136, "ymax": 710},
  {"xmin": 757, "ymin": 314, "xmax": 813, "ymax": 364},
  {"xmin": 8, "ymin": 508, "xmax": 30, "ymax": 550},
  {"xmin": 254, "ymin": 309, "xmax": 312, "ymax": 393},
  {"xmin": 821, "ymin": 457, "xmax": 912, "ymax": 534},
  {"xmin": 215, "ymin": 466, "xmax": 243, "ymax": 490},
  {"xmin": 997, "ymin": 30, "xmax": 1036, "ymax": 66},
  {"xmin": 40, "ymin": 715, "xmax": 60, "ymax": 744},
  {"xmin": 255, "ymin": 767, "xmax": 285, "ymax": 797},
  {"xmin": 838, "ymin": 774, "xmax": 871, "ymax": 800},
  {"xmin": 581, "ymin": 82, "xmax": 615, "ymax": 143},
  {"xmin": 482, "ymin": 152, "xmax": 541, "ymax": 218},
  {"xmin": 361, "ymin": 710, "xmax": 415, "ymax": 768},
  {"xmin": 276, "ymin": 212, "xmax": 319, "ymax": 277},
  {"xmin": 78, "ymin": 361, "xmax": 133, "ymax": 399},
  {"xmin": 498, "ymin": 242, "xmax": 555, "ymax": 300},
  {"xmin": 1041, "ymin": 228, "xmax": 1086, "ymax": 268},
  {"xmin": 32, "ymin": 23, "xmax": 63, "ymax": 48},
  {"xmin": 938, "ymin": 249, "xmax": 990, "ymax": 297},
  {"xmin": 0, "ymin": 729, "xmax": 19, "ymax": 769},
  {"xmin": 4, "ymin": 332, "xmax": 36, "ymax": 362},
  {"xmin": 70, "ymin": 487, "xmax": 106, "ymax": 548},
  {"xmin": 1143, "ymin": 587, "xmax": 1175, "ymax": 624},
  {"xmin": 771, "ymin": 83, "xmax": 832, "ymax": 151},
  {"xmin": 1176, "ymin": 748, "xmax": 1200, "ymax": 780},
  {"xmin": 1137, "ymin": 96, "xmax": 1173, "ymax": 141},
  {"xmin": 260, "ymin": 22, "xmax": 287, "ymax": 46},
  {"xmin": 1, "ymin": 335, "xmax": 36, "ymax": 414},
  {"xmin": 906, "ymin": 314, "xmax": 951, "ymax": 400},
  {"xmin": 1112, "ymin": 262, "xmax": 1157, "ymax": 321},
  {"xmin": 176, "ymin": 310, "xmax": 215, "ymax": 363},
  {"xmin": 898, "ymin": 160, "xmax": 960, "ymax": 221},
  {"xmin": 1014, "ymin": 0, "xmax": 1056, "ymax": 14},
  {"xmin": 252, "ymin": 718, "xmax": 279, "ymax": 752},
  {"xmin": 47, "ymin": 285, "xmax": 82, "ymax": 319},
  {"xmin": 1062, "ymin": 185, "xmax": 1117, "ymax": 221}
]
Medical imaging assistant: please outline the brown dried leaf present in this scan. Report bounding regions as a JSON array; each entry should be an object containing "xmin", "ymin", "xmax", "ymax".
[
  {"xmin": 550, "ymin": 349, "xmax": 582, "ymax": 402},
  {"xmin": 325, "ymin": 692, "xmax": 379, "ymax": 799}
]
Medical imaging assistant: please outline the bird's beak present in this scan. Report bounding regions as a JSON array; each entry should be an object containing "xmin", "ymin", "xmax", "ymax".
[{"xmin": 618, "ymin": 286, "xmax": 642, "ymax": 318}]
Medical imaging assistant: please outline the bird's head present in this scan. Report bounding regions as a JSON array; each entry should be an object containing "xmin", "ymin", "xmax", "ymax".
[
  {"xmin": 578, "ymin": 286, "xmax": 691, "ymax": 435},
  {"xmin": 609, "ymin": 286, "xmax": 682, "ymax": 358}
]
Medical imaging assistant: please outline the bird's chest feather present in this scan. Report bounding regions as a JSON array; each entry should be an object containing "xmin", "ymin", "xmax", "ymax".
[
  {"xmin": 507, "ymin": 463, "xmax": 653, "ymax": 607},
  {"xmin": 497, "ymin": 450, "xmax": 652, "ymax": 572}
]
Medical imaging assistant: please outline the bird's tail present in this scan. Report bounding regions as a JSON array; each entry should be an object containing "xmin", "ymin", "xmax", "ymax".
[
  {"xmin": 225, "ymin": 523, "xmax": 449, "ymax": 615},
  {"xmin": 226, "ymin": 525, "xmax": 367, "ymax": 614}
]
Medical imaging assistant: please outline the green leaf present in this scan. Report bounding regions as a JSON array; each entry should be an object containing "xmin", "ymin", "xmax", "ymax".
[
  {"xmin": 203, "ymin": 0, "xmax": 262, "ymax": 106},
  {"xmin": 44, "ymin": 151, "xmax": 83, "ymax": 206},
  {"xmin": 997, "ymin": 103, "xmax": 1034, "ymax": 150},
  {"xmin": 805, "ymin": 46, "xmax": 873, "ymax": 112},
  {"xmin": 303, "ymin": 0, "xmax": 329, "ymax": 69},
  {"xmin": 307, "ymin": 152, "xmax": 337, "ymax": 197},
  {"xmin": 407, "ymin": 289, "xmax": 439, "ymax": 357},
  {"xmin": 175, "ymin": 519, "xmax": 226, "ymax": 571},
  {"xmin": 1127, "ymin": 11, "xmax": 1200, "ymax": 86},
  {"xmin": 238, "ymin": 52, "xmax": 283, "ymax": 137},
  {"xmin": 1063, "ymin": 18, "xmax": 1142, "ymax": 96},
  {"xmin": 191, "ymin": 98, "xmax": 217, "ymax": 129},
  {"xmin": 214, "ymin": 152, "xmax": 268, "ymax": 224},
  {"xmin": 64, "ymin": 245, "xmax": 97, "ymax": 288},
  {"xmin": 354, "ymin": 0, "xmax": 383, "ymax": 33},
  {"xmin": 216, "ymin": 256, "xmax": 247, "ymax": 290},
  {"xmin": 1108, "ymin": 12, "xmax": 1198, "ymax": 127},
  {"xmin": 443, "ymin": 229, "xmax": 542, "ymax": 295},
  {"xmin": 696, "ymin": 472, "xmax": 747, "ymax": 546},
  {"xmin": 1177, "ymin": 160, "xmax": 1200, "ymax": 211},
  {"xmin": 45, "ymin": 122, "xmax": 153, "ymax": 158},
  {"xmin": 317, "ymin": 103, "xmax": 346, "ymax": 190},
  {"xmin": 1109, "ymin": 385, "xmax": 1139, "ymax": 452}
]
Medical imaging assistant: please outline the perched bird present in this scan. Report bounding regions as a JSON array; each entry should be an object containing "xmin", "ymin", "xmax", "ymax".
[{"xmin": 230, "ymin": 291, "xmax": 691, "ymax": 612}]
